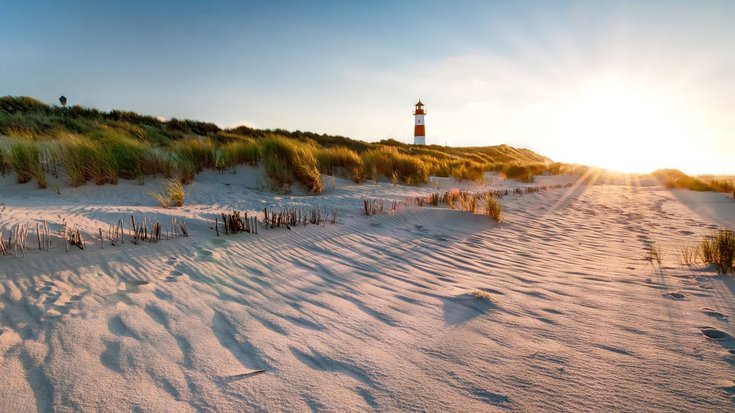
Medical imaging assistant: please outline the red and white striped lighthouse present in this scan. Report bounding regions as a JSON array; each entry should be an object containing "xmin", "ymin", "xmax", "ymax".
[{"xmin": 413, "ymin": 100, "xmax": 426, "ymax": 145}]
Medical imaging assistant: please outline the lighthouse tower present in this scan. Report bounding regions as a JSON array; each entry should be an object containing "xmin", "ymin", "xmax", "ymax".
[{"xmin": 413, "ymin": 100, "xmax": 426, "ymax": 145}]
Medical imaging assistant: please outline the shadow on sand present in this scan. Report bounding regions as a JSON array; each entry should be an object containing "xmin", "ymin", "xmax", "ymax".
[{"xmin": 441, "ymin": 293, "xmax": 497, "ymax": 326}]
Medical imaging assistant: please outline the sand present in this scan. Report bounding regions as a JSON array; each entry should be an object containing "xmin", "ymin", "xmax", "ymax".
[{"xmin": 1, "ymin": 167, "xmax": 734, "ymax": 412}]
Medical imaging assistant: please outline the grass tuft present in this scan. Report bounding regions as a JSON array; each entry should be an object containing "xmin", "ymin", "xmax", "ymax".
[
  {"xmin": 699, "ymin": 229, "xmax": 735, "ymax": 274},
  {"xmin": 470, "ymin": 290, "xmax": 494, "ymax": 302},
  {"xmin": 149, "ymin": 178, "xmax": 185, "ymax": 208},
  {"xmin": 484, "ymin": 194, "xmax": 503, "ymax": 223},
  {"xmin": 678, "ymin": 243, "xmax": 700, "ymax": 266}
]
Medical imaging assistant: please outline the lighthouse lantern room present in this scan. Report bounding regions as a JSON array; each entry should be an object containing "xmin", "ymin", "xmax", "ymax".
[{"xmin": 413, "ymin": 100, "xmax": 426, "ymax": 145}]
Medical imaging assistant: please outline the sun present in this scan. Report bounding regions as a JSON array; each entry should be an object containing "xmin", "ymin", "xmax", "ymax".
[{"xmin": 549, "ymin": 78, "xmax": 695, "ymax": 174}]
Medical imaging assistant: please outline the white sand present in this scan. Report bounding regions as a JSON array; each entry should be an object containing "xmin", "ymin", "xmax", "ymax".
[{"xmin": 1, "ymin": 168, "xmax": 735, "ymax": 412}]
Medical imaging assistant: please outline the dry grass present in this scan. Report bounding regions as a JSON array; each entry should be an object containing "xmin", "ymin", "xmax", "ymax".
[
  {"xmin": 678, "ymin": 243, "xmax": 700, "ymax": 266},
  {"xmin": 699, "ymin": 229, "xmax": 735, "ymax": 274},
  {"xmin": 645, "ymin": 242, "xmax": 663, "ymax": 267},
  {"xmin": 361, "ymin": 146, "xmax": 428, "ymax": 185},
  {"xmin": 9, "ymin": 140, "xmax": 46, "ymax": 188},
  {"xmin": 261, "ymin": 135, "xmax": 322, "ymax": 193},
  {"xmin": 0, "ymin": 145, "xmax": 8, "ymax": 176},
  {"xmin": 149, "ymin": 179, "xmax": 185, "ymax": 208},
  {"xmin": 470, "ymin": 290, "xmax": 494, "ymax": 302},
  {"xmin": 483, "ymin": 194, "xmax": 503, "ymax": 223},
  {"xmin": 316, "ymin": 146, "xmax": 364, "ymax": 182}
]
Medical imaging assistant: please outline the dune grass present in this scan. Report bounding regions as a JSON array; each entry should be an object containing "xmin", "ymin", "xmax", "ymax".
[
  {"xmin": 62, "ymin": 138, "xmax": 118, "ymax": 186},
  {"xmin": 149, "ymin": 178, "xmax": 185, "ymax": 208},
  {"xmin": 470, "ymin": 290, "xmax": 494, "ymax": 302},
  {"xmin": 217, "ymin": 139, "xmax": 260, "ymax": 172},
  {"xmin": 483, "ymin": 194, "xmax": 503, "ymax": 223},
  {"xmin": 0, "ymin": 145, "xmax": 7, "ymax": 176},
  {"xmin": 653, "ymin": 169, "xmax": 734, "ymax": 195},
  {"xmin": 699, "ymin": 229, "xmax": 735, "ymax": 274},
  {"xmin": 9, "ymin": 140, "xmax": 46, "ymax": 187},
  {"xmin": 678, "ymin": 243, "xmax": 699, "ymax": 266},
  {"xmin": 316, "ymin": 146, "xmax": 364, "ymax": 182},
  {"xmin": 362, "ymin": 146, "xmax": 428, "ymax": 185},
  {"xmin": 645, "ymin": 242, "xmax": 663, "ymax": 267},
  {"xmin": 0, "ymin": 95, "xmax": 583, "ymax": 191},
  {"xmin": 261, "ymin": 135, "xmax": 322, "ymax": 193}
]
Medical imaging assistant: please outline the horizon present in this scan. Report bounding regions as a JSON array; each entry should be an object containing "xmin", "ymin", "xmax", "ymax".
[{"xmin": 2, "ymin": 1, "xmax": 734, "ymax": 175}]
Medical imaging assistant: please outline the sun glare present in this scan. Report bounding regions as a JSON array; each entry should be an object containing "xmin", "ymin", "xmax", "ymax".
[{"xmin": 551, "ymin": 78, "xmax": 696, "ymax": 174}]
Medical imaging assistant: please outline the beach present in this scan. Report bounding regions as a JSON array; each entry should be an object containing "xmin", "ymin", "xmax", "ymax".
[{"xmin": 1, "ymin": 170, "xmax": 735, "ymax": 412}]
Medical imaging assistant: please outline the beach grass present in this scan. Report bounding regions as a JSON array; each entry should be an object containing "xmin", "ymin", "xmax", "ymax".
[
  {"xmin": 262, "ymin": 135, "xmax": 322, "ymax": 193},
  {"xmin": 484, "ymin": 194, "xmax": 504, "ymax": 223},
  {"xmin": 316, "ymin": 146, "xmax": 363, "ymax": 181},
  {"xmin": 149, "ymin": 178, "xmax": 185, "ymax": 208},
  {"xmin": 699, "ymin": 229, "xmax": 735, "ymax": 274},
  {"xmin": 9, "ymin": 140, "xmax": 44, "ymax": 186},
  {"xmin": 0, "ymin": 95, "xmax": 605, "ymax": 192}
]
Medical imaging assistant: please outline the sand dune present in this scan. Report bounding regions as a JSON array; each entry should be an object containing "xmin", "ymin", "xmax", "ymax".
[{"xmin": 1, "ymin": 169, "xmax": 734, "ymax": 412}]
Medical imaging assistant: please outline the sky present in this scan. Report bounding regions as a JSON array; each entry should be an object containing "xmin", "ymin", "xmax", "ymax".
[{"xmin": 1, "ymin": 0, "xmax": 734, "ymax": 174}]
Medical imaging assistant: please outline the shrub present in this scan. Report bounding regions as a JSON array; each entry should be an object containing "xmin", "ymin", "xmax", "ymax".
[
  {"xmin": 699, "ymin": 229, "xmax": 735, "ymax": 274},
  {"xmin": 261, "ymin": 135, "xmax": 322, "ymax": 193},
  {"xmin": 149, "ymin": 178, "xmax": 185, "ymax": 208}
]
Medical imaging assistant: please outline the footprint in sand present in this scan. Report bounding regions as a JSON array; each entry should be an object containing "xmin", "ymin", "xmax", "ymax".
[
  {"xmin": 165, "ymin": 270, "xmax": 185, "ymax": 282},
  {"xmin": 701, "ymin": 327, "xmax": 733, "ymax": 341},
  {"xmin": 117, "ymin": 280, "xmax": 150, "ymax": 294},
  {"xmin": 196, "ymin": 248, "xmax": 213, "ymax": 260},
  {"xmin": 703, "ymin": 308, "xmax": 729, "ymax": 321},
  {"xmin": 662, "ymin": 292, "xmax": 687, "ymax": 300}
]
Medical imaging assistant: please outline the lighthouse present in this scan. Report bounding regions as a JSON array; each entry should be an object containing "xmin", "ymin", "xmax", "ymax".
[{"xmin": 413, "ymin": 100, "xmax": 426, "ymax": 145}]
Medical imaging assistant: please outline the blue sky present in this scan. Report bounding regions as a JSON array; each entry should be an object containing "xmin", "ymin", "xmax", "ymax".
[{"xmin": 2, "ymin": 1, "xmax": 734, "ymax": 173}]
